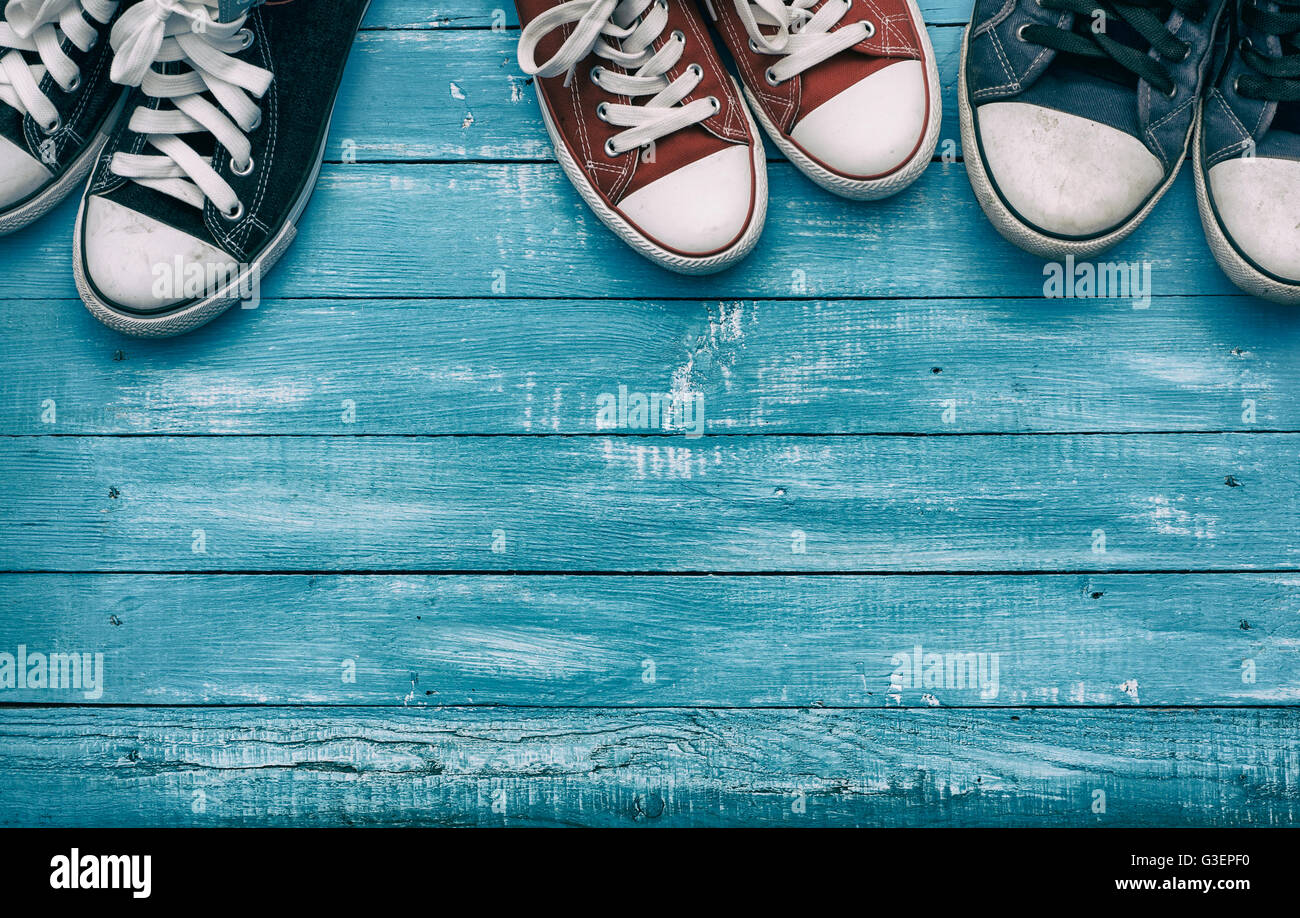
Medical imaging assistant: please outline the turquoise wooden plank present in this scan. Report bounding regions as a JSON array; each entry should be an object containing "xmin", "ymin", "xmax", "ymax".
[
  {"xmin": 330, "ymin": 27, "xmax": 964, "ymax": 162},
  {"xmin": 2, "ymin": 297, "xmax": 1292, "ymax": 435},
  {"xmin": 1, "ymin": 573, "xmax": 1292, "ymax": 705},
  {"xmin": 0, "ymin": 164, "xmax": 1243, "ymax": 300},
  {"xmin": 363, "ymin": 0, "xmax": 974, "ymax": 28},
  {"xmin": 2, "ymin": 434, "xmax": 1294, "ymax": 571},
  {"xmin": 0, "ymin": 707, "xmax": 1293, "ymax": 826}
]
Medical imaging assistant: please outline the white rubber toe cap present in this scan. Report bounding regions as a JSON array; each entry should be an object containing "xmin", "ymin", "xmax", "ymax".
[
  {"xmin": 616, "ymin": 145, "xmax": 754, "ymax": 255},
  {"xmin": 790, "ymin": 60, "xmax": 928, "ymax": 178},
  {"xmin": 0, "ymin": 134, "xmax": 53, "ymax": 209},
  {"xmin": 83, "ymin": 196, "xmax": 236, "ymax": 312},
  {"xmin": 976, "ymin": 101, "xmax": 1164, "ymax": 237},
  {"xmin": 1208, "ymin": 156, "xmax": 1300, "ymax": 283}
]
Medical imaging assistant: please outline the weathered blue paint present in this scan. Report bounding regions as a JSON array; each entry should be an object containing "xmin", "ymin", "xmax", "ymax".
[
  {"xmin": 0, "ymin": 574, "xmax": 1293, "ymax": 706},
  {"xmin": 0, "ymin": 0, "xmax": 1293, "ymax": 827}
]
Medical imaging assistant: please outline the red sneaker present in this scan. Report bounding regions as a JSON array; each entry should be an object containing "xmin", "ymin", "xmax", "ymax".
[
  {"xmin": 706, "ymin": 0, "xmax": 940, "ymax": 199},
  {"xmin": 516, "ymin": 0, "xmax": 767, "ymax": 273}
]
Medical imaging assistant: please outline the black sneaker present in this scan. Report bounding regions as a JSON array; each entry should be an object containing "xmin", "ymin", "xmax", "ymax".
[
  {"xmin": 74, "ymin": 0, "xmax": 370, "ymax": 337},
  {"xmin": 0, "ymin": 0, "xmax": 123, "ymax": 235}
]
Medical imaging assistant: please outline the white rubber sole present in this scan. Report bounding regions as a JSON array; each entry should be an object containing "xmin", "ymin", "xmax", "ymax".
[
  {"xmin": 1193, "ymin": 118, "xmax": 1300, "ymax": 304},
  {"xmin": 958, "ymin": 23, "xmax": 1189, "ymax": 259},
  {"xmin": 747, "ymin": 0, "xmax": 941, "ymax": 201},
  {"xmin": 538, "ymin": 77, "xmax": 768, "ymax": 275},
  {"xmin": 74, "ymin": 123, "xmax": 323, "ymax": 338}
]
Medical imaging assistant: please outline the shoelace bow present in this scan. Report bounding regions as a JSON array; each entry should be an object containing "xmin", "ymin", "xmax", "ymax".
[
  {"xmin": 1236, "ymin": 0, "xmax": 1300, "ymax": 100},
  {"xmin": 725, "ymin": 0, "xmax": 873, "ymax": 85},
  {"xmin": 517, "ymin": 0, "xmax": 719, "ymax": 156},
  {"xmin": 0, "ymin": 0, "xmax": 117, "ymax": 133},
  {"xmin": 1020, "ymin": 0, "xmax": 1208, "ymax": 96},
  {"xmin": 108, "ymin": 0, "xmax": 271, "ymax": 219}
]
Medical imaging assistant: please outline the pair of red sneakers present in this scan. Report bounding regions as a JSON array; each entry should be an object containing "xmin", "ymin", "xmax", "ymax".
[{"xmin": 516, "ymin": 0, "xmax": 940, "ymax": 273}]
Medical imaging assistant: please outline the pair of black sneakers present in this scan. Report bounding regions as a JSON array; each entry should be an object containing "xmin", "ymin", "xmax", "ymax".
[{"xmin": 0, "ymin": 0, "xmax": 369, "ymax": 336}]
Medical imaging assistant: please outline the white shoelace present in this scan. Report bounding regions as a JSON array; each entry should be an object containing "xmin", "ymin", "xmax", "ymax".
[
  {"xmin": 517, "ymin": 0, "xmax": 718, "ymax": 156},
  {"xmin": 0, "ymin": 0, "xmax": 117, "ymax": 133},
  {"xmin": 107, "ymin": 0, "xmax": 271, "ymax": 219},
  {"xmin": 726, "ymin": 0, "xmax": 873, "ymax": 84}
]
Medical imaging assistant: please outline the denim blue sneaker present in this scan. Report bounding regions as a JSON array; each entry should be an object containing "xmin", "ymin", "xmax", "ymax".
[
  {"xmin": 960, "ymin": 0, "xmax": 1230, "ymax": 257},
  {"xmin": 1195, "ymin": 0, "xmax": 1300, "ymax": 301}
]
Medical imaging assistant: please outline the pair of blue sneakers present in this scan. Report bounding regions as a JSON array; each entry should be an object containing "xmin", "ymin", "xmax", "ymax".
[{"xmin": 961, "ymin": 0, "xmax": 1300, "ymax": 303}]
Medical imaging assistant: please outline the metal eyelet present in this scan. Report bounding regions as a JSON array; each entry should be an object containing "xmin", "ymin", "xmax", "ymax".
[
  {"xmin": 656, "ymin": 0, "xmax": 667, "ymax": 8},
  {"xmin": 41, "ymin": 114, "xmax": 61, "ymax": 134},
  {"xmin": 590, "ymin": 66, "xmax": 603, "ymax": 86},
  {"xmin": 1177, "ymin": 42, "xmax": 1191, "ymax": 62},
  {"xmin": 688, "ymin": 63, "xmax": 703, "ymax": 78},
  {"xmin": 765, "ymin": 67, "xmax": 780, "ymax": 86},
  {"xmin": 1163, "ymin": 83, "xmax": 1177, "ymax": 99},
  {"xmin": 861, "ymin": 19, "xmax": 875, "ymax": 39},
  {"xmin": 230, "ymin": 155, "xmax": 254, "ymax": 176},
  {"xmin": 1232, "ymin": 75, "xmax": 1243, "ymax": 94},
  {"xmin": 748, "ymin": 37, "xmax": 760, "ymax": 52},
  {"xmin": 604, "ymin": 138, "xmax": 618, "ymax": 157},
  {"xmin": 237, "ymin": 28, "xmax": 254, "ymax": 50},
  {"xmin": 65, "ymin": 73, "xmax": 81, "ymax": 93},
  {"xmin": 707, "ymin": 95, "xmax": 720, "ymax": 112},
  {"xmin": 672, "ymin": 29, "xmax": 685, "ymax": 43},
  {"xmin": 86, "ymin": 31, "xmax": 97, "ymax": 49},
  {"xmin": 1239, "ymin": 37, "xmax": 1253, "ymax": 54},
  {"xmin": 248, "ymin": 110, "xmax": 262, "ymax": 132},
  {"xmin": 595, "ymin": 102, "xmax": 610, "ymax": 122},
  {"xmin": 1017, "ymin": 24, "xmax": 1030, "ymax": 41},
  {"xmin": 221, "ymin": 201, "xmax": 244, "ymax": 221}
]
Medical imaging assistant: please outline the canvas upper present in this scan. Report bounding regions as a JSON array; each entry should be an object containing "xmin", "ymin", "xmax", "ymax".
[
  {"xmin": 75, "ymin": 0, "xmax": 370, "ymax": 329},
  {"xmin": 515, "ymin": 0, "xmax": 765, "ymax": 270},
  {"xmin": 964, "ymin": 0, "xmax": 1230, "ymax": 246},
  {"xmin": 1197, "ymin": 0, "xmax": 1300, "ymax": 290}
]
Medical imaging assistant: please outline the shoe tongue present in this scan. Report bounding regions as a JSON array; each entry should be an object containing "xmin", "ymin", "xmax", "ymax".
[{"xmin": 215, "ymin": 0, "xmax": 258, "ymax": 23}]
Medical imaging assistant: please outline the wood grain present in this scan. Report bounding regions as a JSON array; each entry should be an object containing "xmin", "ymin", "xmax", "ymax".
[
  {"xmin": 0, "ymin": 707, "xmax": 1293, "ymax": 826},
  {"xmin": 0, "ymin": 0, "xmax": 1293, "ymax": 831},
  {"xmin": 0, "ymin": 164, "xmax": 1243, "ymax": 301},
  {"xmin": 2, "ymin": 434, "xmax": 1294, "ymax": 572},
  {"xmin": 3, "ymin": 296, "xmax": 1293, "ymax": 435},
  {"xmin": 0, "ymin": 573, "xmax": 1292, "ymax": 705}
]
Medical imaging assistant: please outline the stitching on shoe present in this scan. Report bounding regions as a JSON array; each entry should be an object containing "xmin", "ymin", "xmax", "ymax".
[
  {"xmin": 972, "ymin": 10, "xmax": 1064, "ymax": 100},
  {"xmin": 1206, "ymin": 88, "xmax": 1252, "ymax": 161},
  {"xmin": 1143, "ymin": 93, "xmax": 1192, "ymax": 167},
  {"xmin": 680, "ymin": 8, "xmax": 741, "ymax": 140},
  {"xmin": 973, "ymin": 0, "xmax": 1020, "ymax": 38},
  {"xmin": 859, "ymin": 3, "xmax": 912, "ymax": 55},
  {"xmin": 63, "ymin": 26, "xmax": 108, "ymax": 134},
  {"xmin": 717, "ymin": 9, "xmax": 794, "ymax": 126},
  {"xmin": 565, "ymin": 70, "xmax": 624, "ymax": 197},
  {"xmin": 204, "ymin": 10, "xmax": 271, "ymax": 259},
  {"xmin": 92, "ymin": 90, "xmax": 151, "ymax": 196},
  {"xmin": 971, "ymin": 29, "xmax": 1020, "ymax": 97},
  {"xmin": 237, "ymin": 12, "xmax": 276, "ymax": 253}
]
